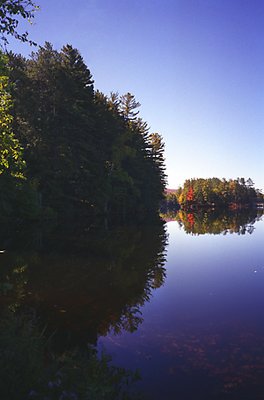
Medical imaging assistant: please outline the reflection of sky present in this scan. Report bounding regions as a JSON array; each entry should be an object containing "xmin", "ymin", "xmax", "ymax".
[
  {"xmin": 99, "ymin": 218, "xmax": 264, "ymax": 399},
  {"xmin": 152, "ymin": 219, "xmax": 264, "ymax": 323}
]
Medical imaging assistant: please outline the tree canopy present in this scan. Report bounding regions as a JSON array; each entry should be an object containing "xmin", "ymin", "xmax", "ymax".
[
  {"xmin": 0, "ymin": 52, "xmax": 24, "ymax": 177},
  {"xmin": 5, "ymin": 43, "xmax": 166, "ymax": 223},
  {"xmin": 162, "ymin": 177, "xmax": 263, "ymax": 213},
  {"xmin": 0, "ymin": 3, "xmax": 166, "ymax": 223},
  {"xmin": 0, "ymin": 0, "xmax": 38, "ymax": 45}
]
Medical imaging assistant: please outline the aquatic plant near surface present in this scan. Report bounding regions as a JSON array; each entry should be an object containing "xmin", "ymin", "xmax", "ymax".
[{"xmin": 0, "ymin": 311, "xmax": 141, "ymax": 400}]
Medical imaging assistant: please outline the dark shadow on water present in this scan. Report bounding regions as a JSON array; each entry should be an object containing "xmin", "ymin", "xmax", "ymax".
[
  {"xmin": 0, "ymin": 221, "xmax": 168, "ymax": 349},
  {"xmin": 1, "ymin": 210, "xmax": 264, "ymax": 399}
]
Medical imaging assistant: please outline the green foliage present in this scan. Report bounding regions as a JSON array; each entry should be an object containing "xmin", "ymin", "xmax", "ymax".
[
  {"xmin": 160, "ymin": 190, "xmax": 180, "ymax": 213},
  {"xmin": 0, "ymin": 52, "xmax": 25, "ymax": 177},
  {"xmin": 174, "ymin": 177, "xmax": 261, "ymax": 209},
  {"xmin": 0, "ymin": 0, "xmax": 38, "ymax": 46},
  {"xmin": 0, "ymin": 176, "xmax": 36, "ymax": 220},
  {"xmin": 119, "ymin": 92, "xmax": 140, "ymax": 121},
  {"xmin": 9, "ymin": 45, "xmax": 167, "ymax": 223},
  {"xmin": 0, "ymin": 50, "xmax": 40, "ymax": 220}
]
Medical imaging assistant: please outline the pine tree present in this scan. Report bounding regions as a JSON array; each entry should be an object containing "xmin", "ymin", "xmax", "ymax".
[
  {"xmin": 9, "ymin": 44, "xmax": 167, "ymax": 223},
  {"xmin": 119, "ymin": 92, "xmax": 140, "ymax": 121}
]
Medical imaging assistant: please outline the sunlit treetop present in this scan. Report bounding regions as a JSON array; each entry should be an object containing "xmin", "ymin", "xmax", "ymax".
[{"xmin": 0, "ymin": 0, "xmax": 38, "ymax": 46}]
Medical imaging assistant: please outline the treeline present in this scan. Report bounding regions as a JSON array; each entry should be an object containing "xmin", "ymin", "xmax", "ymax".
[
  {"xmin": 0, "ymin": 44, "xmax": 166, "ymax": 223},
  {"xmin": 162, "ymin": 178, "xmax": 263, "ymax": 212}
]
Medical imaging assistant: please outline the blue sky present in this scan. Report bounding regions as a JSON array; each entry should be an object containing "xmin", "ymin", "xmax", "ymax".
[{"xmin": 9, "ymin": 0, "xmax": 264, "ymax": 190}]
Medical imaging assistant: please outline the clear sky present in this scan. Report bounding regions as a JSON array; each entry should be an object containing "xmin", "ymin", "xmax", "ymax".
[{"xmin": 8, "ymin": 0, "xmax": 264, "ymax": 190}]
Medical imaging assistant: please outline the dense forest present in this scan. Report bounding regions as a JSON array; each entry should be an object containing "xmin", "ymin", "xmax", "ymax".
[
  {"xmin": 0, "ymin": 5, "xmax": 167, "ymax": 397},
  {"xmin": 0, "ymin": 44, "xmax": 166, "ymax": 224},
  {"xmin": 162, "ymin": 177, "xmax": 263, "ymax": 212}
]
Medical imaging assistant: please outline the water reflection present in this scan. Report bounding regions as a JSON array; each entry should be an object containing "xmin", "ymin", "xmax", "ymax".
[
  {"xmin": 0, "ymin": 222, "xmax": 167, "ymax": 347},
  {"xmin": 163, "ymin": 209, "xmax": 263, "ymax": 235},
  {"xmin": 1, "ymin": 210, "xmax": 264, "ymax": 399},
  {"xmin": 99, "ymin": 211, "xmax": 264, "ymax": 399}
]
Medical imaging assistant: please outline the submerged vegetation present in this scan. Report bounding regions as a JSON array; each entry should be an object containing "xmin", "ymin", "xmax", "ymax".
[{"xmin": 0, "ymin": 311, "xmax": 141, "ymax": 400}]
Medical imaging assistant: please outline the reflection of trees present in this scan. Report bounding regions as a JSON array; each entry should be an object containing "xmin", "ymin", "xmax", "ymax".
[
  {"xmin": 0, "ymin": 261, "xmax": 28, "ymax": 312},
  {"xmin": 164, "ymin": 209, "xmax": 263, "ymax": 235},
  {"xmin": 0, "ymin": 222, "xmax": 167, "ymax": 347}
]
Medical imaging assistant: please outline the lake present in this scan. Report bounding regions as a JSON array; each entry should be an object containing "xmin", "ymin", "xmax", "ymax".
[
  {"xmin": 0, "ymin": 209, "xmax": 263, "ymax": 399},
  {"xmin": 99, "ymin": 210, "xmax": 264, "ymax": 399}
]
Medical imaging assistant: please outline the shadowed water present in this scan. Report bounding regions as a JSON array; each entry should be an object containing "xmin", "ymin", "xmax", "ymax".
[
  {"xmin": 0, "ymin": 210, "xmax": 263, "ymax": 399},
  {"xmin": 0, "ymin": 222, "xmax": 167, "ymax": 348}
]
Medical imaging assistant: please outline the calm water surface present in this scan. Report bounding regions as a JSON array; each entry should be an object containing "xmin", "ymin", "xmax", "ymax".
[
  {"xmin": 1, "ymin": 210, "xmax": 264, "ymax": 399},
  {"xmin": 99, "ymin": 212, "xmax": 264, "ymax": 399}
]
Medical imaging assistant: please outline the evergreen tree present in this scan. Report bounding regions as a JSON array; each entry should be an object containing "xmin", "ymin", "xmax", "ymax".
[
  {"xmin": 119, "ymin": 92, "xmax": 140, "ymax": 121},
  {"xmin": 8, "ymin": 44, "xmax": 167, "ymax": 223},
  {"xmin": 10, "ymin": 44, "xmax": 98, "ymax": 218}
]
